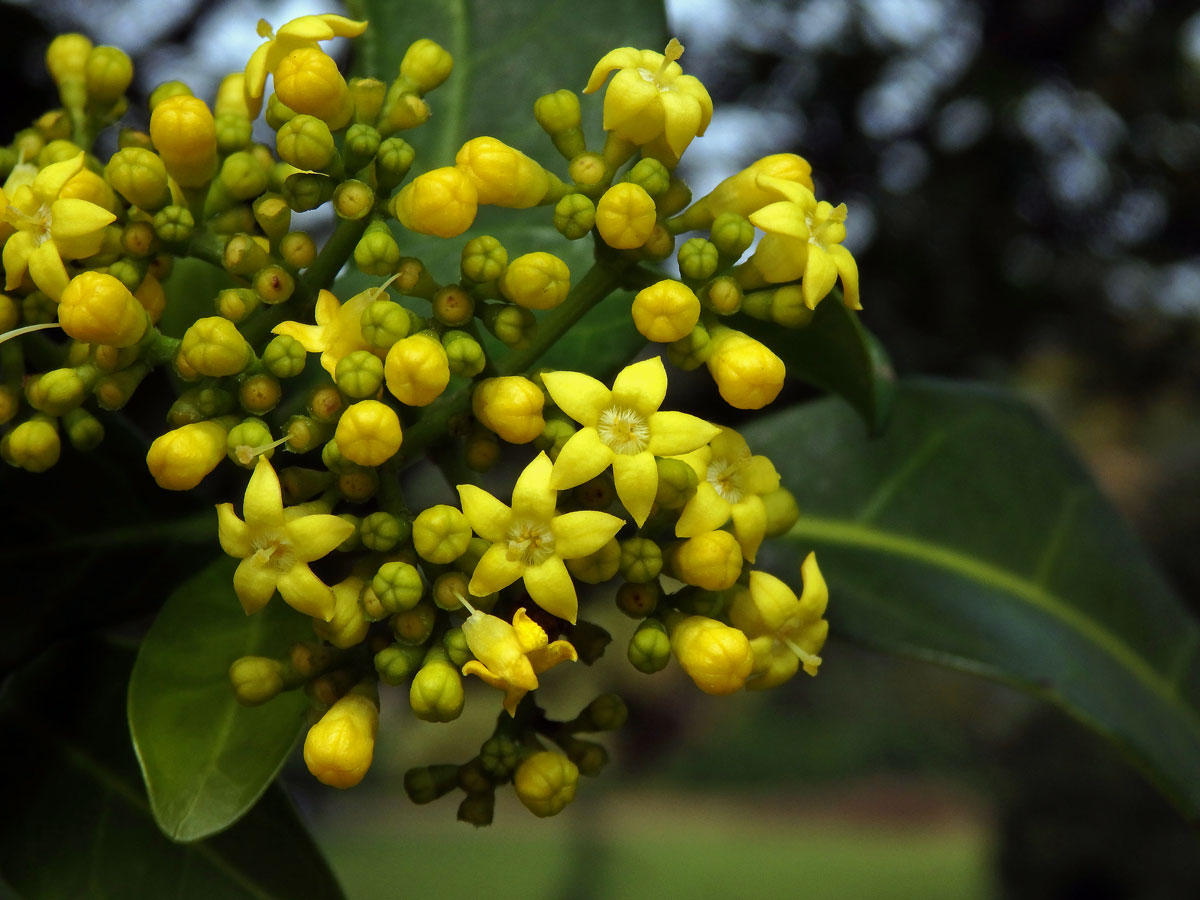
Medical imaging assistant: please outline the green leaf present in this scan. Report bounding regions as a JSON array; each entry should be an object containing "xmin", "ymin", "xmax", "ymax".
[
  {"xmin": 0, "ymin": 641, "xmax": 344, "ymax": 900},
  {"xmin": 747, "ymin": 379, "xmax": 1200, "ymax": 820},
  {"xmin": 128, "ymin": 557, "xmax": 315, "ymax": 842},
  {"xmin": 735, "ymin": 297, "xmax": 896, "ymax": 434}
]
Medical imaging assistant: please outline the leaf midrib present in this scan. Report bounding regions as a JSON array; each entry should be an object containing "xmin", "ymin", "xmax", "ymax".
[{"xmin": 787, "ymin": 514, "xmax": 1200, "ymax": 742}]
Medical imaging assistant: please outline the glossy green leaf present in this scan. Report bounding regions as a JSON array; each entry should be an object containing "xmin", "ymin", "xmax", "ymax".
[
  {"xmin": 0, "ymin": 641, "xmax": 344, "ymax": 900},
  {"xmin": 748, "ymin": 379, "xmax": 1200, "ymax": 819},
  {"xmin": 735, "ymin": 296, "xmax": 896, "ymax": 434},
  {"xmin": 129, "ymin": 557, "xmax": 315, "ymax": 842}
]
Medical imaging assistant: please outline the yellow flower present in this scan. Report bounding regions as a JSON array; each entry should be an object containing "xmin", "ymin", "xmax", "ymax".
[
  {"xmin": 216, "ymin": 456, "xmax": 355, "ymax": 620},
  {"xmin": 456, "ymin": 451, "xmax": 623, "ymax": 623},
  {"xmin": 748, "ymin": 175, "xmax": 860, "ymax": 310},
  {"xmin": 584, "ymin": 39, "xmax": 713, "ymax": 165},
  {"xmin": 273, "ymin": 288, "xmax": 376, "ymax": 377},
  {"xmin": 460, "ymin": 604, "xmax": 577, "ymax": 715},
  {"xmin": 1, "ymin": 152, "xmax": 116, "ymax": 300},
  {"xmin": 541, "ymin": 357, "xmax": 719, "ymax": 526},
  {"xmin": 730, "ymin": 553, "xmax": 829, "ymax": 686},
  {"xmin": 674, "ymin": 427, "xmax": 781, "ymax": 562},
  {"xmin": 243, "ymin": 14, "xmax": 367, "ymax": 108}
]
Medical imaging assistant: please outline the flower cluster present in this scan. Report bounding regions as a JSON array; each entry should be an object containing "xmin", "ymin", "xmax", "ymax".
[{"xmin": 1, "ymin": 17, "xmax": 852, "ymax": 825}]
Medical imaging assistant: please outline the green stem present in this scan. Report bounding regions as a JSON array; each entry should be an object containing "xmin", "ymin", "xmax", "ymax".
[
  {"xmin": 297, "ymin": 216, "xmax": 371, "ymax": 303},
  {"xmin": 399, "ymin": 260, "xmax": 629, "ymax": 462}
]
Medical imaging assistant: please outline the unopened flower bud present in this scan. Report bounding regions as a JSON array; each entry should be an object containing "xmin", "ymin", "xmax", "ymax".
[
  {"xmin": 179, "ymin": 316, "xmax": 251, "ymax": 377},
  {"xmin": 63, "ymin": 407, "xmax": 104, "ymax": 451},
  {"xmin": 619, "ymin": 537, "xmax": 663, "ymax": 583},
  {"xmin": 392, "ymin": 166, "xmax": 478, "ymax": 238},
  {"xmin": 276, "ymin": 114, "xmax": 335, "ymax": 170},
  {"xmin": 152, "ymin": 204, "xmax": 194, "ymax": 243},
  {"xmin": 145, "ymin": 420, "xmax": 227, "ymax": 489},
  {"xmin": 219, "ymin": 150, "xmax": 269, "ymax": 200},
  {"xmin": 375, "ymin": 642, "xmax": 426, "ymax": 685},
  {"xmin": 472, "ymin": 376, "xmax": 545, "ymax": 444},
  {"xmin": 481, "ymin": 303, "xmax": 535, "ymax": 349},
  {"xmin": 534, "ymin": 89, "xmax": 585, "ymax": 158},
  {"xmin": 5, "ymin": 416, "xmax": 60, "ymax": 473},
  {"xmin": 385, "ymin": 333, "xmax": 450, "ymax": 407},
  {"xmin": 412, "ymin": 504, "xmax": 472, "ymax": 564},
  {"xmin": 442, "ymin": 329, "xmax": 486, "ymax": 377},
  {"xmin": 343, "ymin": 122, "xmax": 381, "ymax": 172},
  {"xmin": 361, "ymin": 299, "xmax": 412, "ymax": 350},
  {"xmin": 374, "ymin": 137, "xmax": 415, "ymax": 191},
  {"xmin": 553, "ymin": 193, "xmax": 596, "ymax": 240},
  {"xmin": 404, "ymin": 764, "xmax": 460, "ymax": 804},
  {"xmin": 304, "ymin": 682, "xmax": 379, "ymax": 788},
  {"xmin": 566, "ymin": 537, "xmax": 621, "ymax": 585},
  {"xmin": 410, "ymin": 648, "xmax": 465, "ymax": 723},
  {"xmin": 226, "ymin": 418, "xmax": 274, "ymax": 467},
  {"xmin": 595, "ymin": 182, "xmax": 657, "ymax": 249},
  {"xmin": 353, "ymin": 222, "xmax": 401, "ymax": 276},
  {"xmin": 499, "ymin": 252, "xmax": 570, "ymax": 311},
  {"xmin": 624, "ymin": 157, "xmax": 671, "ymax": 198},
  {"xmin": 333, "ymin": 350, "xmax": 384, "ymax": 399},
  {"xmin": 671, "ymin": 530, "xmax": 742, "ymax": 590},
  {"xmin": 229, "ymin": 656, "xmax": 285, "ymax": 706},
  {"xmin": 275, "ymin": 47, "xmax": 350, "ymax": 126},
  {"xmin": 655, "ymin": 456, "xmax": 699, "ymax": 510},
  {"xmin": 400, "ymin": 38, "xmax": 454, "ymax": 93},
  {"xmin": 312, "ymin": 577, "xmax": 370, "ymax": 650},
  {"xmin": 455, "ymin": 136, "xmax": 551, "ymax": 208},
  {"xmin": 572, "ymin": 692, "xmax": 628, "ymax": 732},
  {"xmin": 85, "ymin": 45, "xmax": 133, "ymax": 104},
  {"xmin": 670, "ymin": 615, "xmax": 753, "ymax": 695},
  {"xmin": 677, "ymin": 237, "xmax": 719, "ymax": 282},
  {"xmin": 149, "ymin": 94, "xmax": 217, "ymax": 188},
  {"xmin": 706, "ymin": 326, "xmax": 785, "ymax": 410},
  {"xmin": 666, "ymin": 322, "xmax": 712, "ymax": 372},
  {"xmin": 58, "ymin": 271, "xmax": 147, "ymax": 348},
  {"xmin": 631, "ymin": 279, "xmax": 699, "ymax": 343},
  {"xmin": 514, "ymin": 751, "xmax": 578, "ymax": 818},
  {"xmin": 262, "ymin": 334, "xmax": 307, "ymax": 378},
  {"xmin": 335, "ymin": 399, "xmax": 403, "ymax": 466},
  {"xmin": 762, "ymin": 487, "xmax": 800, "ymax": 536}
]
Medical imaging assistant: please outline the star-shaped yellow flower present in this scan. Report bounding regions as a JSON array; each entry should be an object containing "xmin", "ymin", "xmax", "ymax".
[
  {"xmin": 216, "ymin": 456, "xmax": 355, "ymax": 620},
  {"xmin": 272, "ymin": 287, "xmax": 378, "ymax": 377},
  {"xmin": 243, "ymin": 13, "xmax": 367, "ymax": 107},
  {"xmin": 730, "ymin": 553, "xmax": 829, "ymax": 688},
  {"xmin": 674, "ymin": 427, "xmax": 781, "ymax": 562},
  {"xmin": 541, "ymin": 357, "xmax": 719, "ymax": 527},
  {"xmin": 748, "ymin": 174, "xmax": 860, "ymax": 311},
  {"xmin": 584, "ymin": 39, "xmax": 713, "ymax": 165},
  {"xmin": 1, "ymin": 152, "xmax": 116, "ymax": 300},
  {"xmin": 457, "ymin": 452, "xmax": 623, "ymax": 623},
  {"xmin": 460, "ymin": 604, "xmax": 577, "ymax": 715}
]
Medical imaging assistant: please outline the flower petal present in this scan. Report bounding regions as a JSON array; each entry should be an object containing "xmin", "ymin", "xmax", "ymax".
[
  {"xmin": 233, "ymin": 557, "xmax": 278, "ymax": 614},
  {"xmin": 32, "ymin": 153, "xmax": 84, "ymax": 204},
  {"xmin": 49, "ymin": 198, "xmax": 117, "ymax": 247},
  {"xmin": 611, "ymin": 357, "xmax": 666, "ymax": 417},
  {"xmin": 612, "ymin": 450, "xmax": 658, "ymax": 526},
  {"xmin": 675, "ymin": 481, "xmax": 731, "ymax": 538},
  {"xmin": 802, "ymin": 245, "xmax": 839, "ymax": 310},
  {"xmin": 3, "ymin": 230, "xmax": 35, "ymax": 290},
  {"xmin": 550, "ymin": 427, "xmax": 613, "ymax": 490},
  {"xmin": 469, "ymin": 543, "xmax": 524, "ymax": 596},
  {"xmin": 243, "ymin": 457, "xmax": 285, "ymax": 527},
  {"xmin": 457, "ymin": 484, "xmax": 511, "ymax": 543},
  {"xmin": 511, "ymin": 451, "xmax": 556, "ymax": 521},
  {"xmin": 658, "ymin": 88, "xmax": 703, "ymax": 158},
  {"xmin": 742, "ymin": 455, "xmax": 781, "ymax": 495},
  {"xmin": 528, "ymin": 639, "xmax": 578, "ymax": 675},
  {"xmin": 730, "ymin": 495, "xmax": 768, "ymax": 563},
  {"xmin": 552, "ymin": 510, "xmax": 624, "ymax": 559},
  {"xmin": 755, "ymin": 174, "xmax": 815, "ymax": 206},
  {"xmin": 276, "ymin": 562, "xmax": 337, "ymax": 620},
  {"xmin": 287, "ymin": 513, "xmax": 355, "ymax": 562},
  {"xmin": 216, "ymin": 503, "xmax": 251, "ymax": 557},
  {"xmin": 827, "ymin": 243, "xmax": 861, "ymax": 310},
  {"xmin": 646, "ymin": 410, "xmax": 720, "ymax": 456},
  {"xmin": 584, "ymin": 46, "xmax": 643, "ymax": 93},
  {"xmin": 243, "ymin": 42, "xmax": 273, "ymax": 100},
  {"xmin": 523, "ymin": 556, "xmax": 579, "ymax": 623},
  {"xmin": 541, "ymin": 370, "xmax": 610, "ymax": 427},
  {"xmin": 270, "ymin": 319, "xmax": 324, "ymax": 353},
  {"xmin": 27, "ymin": 242, "xmax": 70, "ymax": 301}
]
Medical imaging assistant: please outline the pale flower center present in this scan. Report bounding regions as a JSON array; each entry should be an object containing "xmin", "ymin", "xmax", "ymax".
[
  {"xmin": 251, "ymin": 530, "xmax": 295, "ymax": 571},
  {"xmin": 707, "ymin": 458, "xmax": 744, "ymax": 504},
  {"xmin": 3, "ymin": 203, "xmax": 51, "ymax": 245},
  {"xmin": 597, "ymin": 405, "xmax": 649, "ymax": 455},
  {"xmin": 506, "ymin": 518, "xmax": 556, "ymax": 566}
]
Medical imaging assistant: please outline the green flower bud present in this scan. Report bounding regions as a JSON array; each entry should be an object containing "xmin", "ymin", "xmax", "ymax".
[
  {"xmin": 262, "ymin": 334, "xmax": 307, "ymax": 378},
  {"xmin": 432, "ymin": 286, "xmax": 475, "ymax": 327},
  {"xmin": 354, "ymin": 223, "xmax": 401, "ymax": 276},
  {"xmin": 283, "ymin": 171, "xmax": 335, "ymax": 212},
  {"xmin": 710, "ymin": 211, "xmax": 755, "ymax": 261},
  {"xmin": 0, "ymin": 385, "xmax": 19, "ymax": 427},
  {"xmin": 457, "ymin": 790, "xmax": 495, "ymax": 828},
  {"xmin": 216, "ymin": 287, "xmax": 260, "ymax": 323},
  {"xmin": 746, "ymin": 285, "xmax": 815, "ymax": 328},
  {"xmin": 480, "ymin": 302, "xmax": 535, "ymax": 350},
  {"xmin": 265, "ymin": 93, "xmax": 296, "ymax": 130},
  {"xmin": 62, "ymin": 407, "xmax": 104, "ymax": 451},
  {"xmin": 460, "ymin": 234, "xmax": 507, "ymax": 284},
  {"xmin": 226, "ymin": 418, "xmax": 274, "ymax": 467},
  {"xmin": 479, "ymin": 734, "xmax": 521, "ymax": 780},
  {"xmin": 93, "ymin": 364, "xmax": 148, "ymax": 411},
  {"xmin": 349, "ymin": 77, "xmax": 387, "ymax": 126},
  {"xmin": 464, "ymin": 428, "xmax": 500, "ymax": 472},
  {"xmin": 214, "ymin": 111, "xmax": 253, "ymax": 153},
  {"xmin": 105, "ymin": 147, "xmax": 170, "ymax": 211},
  {"xmin": 167, "ymin": 386, "xmax": 234, "ymax": 426},
  {"xmin": 565, "ymin": 619, "xmax": 611, "ymax": 665},
  {"xmin": 283, "ymin": 414, "xmax": 330, "ymax": 453},
  {"xmin": 442, "ymin": 330, "xmax": 485, "ymax": 377},
  {"xmin": 276, "ymin": 114, "xmax": 335, "ymax": 171},
  {"xmin": 5, "ymin": 415, "xmax": 60, "ymax": 472},
  {"xmin": 85, "ymin": 45, "xmax": 132, "ymax": 103},
  {"xmin": 219, "ymin": 150, "xmax": 268, "ymax": 200},
  {"xmin": 334, "ymin": 179, "xmax": 374, "ymax": 220},
  {"xmin": 147, "ymin": 80, "xmax": 191, "ymax": 111},
  {"xmin": 400, "ymin": 39, "xmax": 454, "ymax": 93},
  {"xmin": 335, "ymin": 349, "xmax": 385, "ymax": 399},
  {"xmin": 361, "ymin": 298, "xmax": 412, "ymax": 350},
  {"xmin": 359, "ymin": 511, "xmax": 402, "ymax": 552},
  {"xmin": 659, "ymin": 177, "xmax": 692, "ymax": 217},
  {"xmin": 616, "ymin": 580, "xmax": 661, "ymax": 618},
  {"xmin": 280, "ymin": 231, "xmax": 317, "ymax": 269},
  {"xmin": 677, "ymin": 237, "xmax": 719, "ymax": 282},
  {"xmin": 21, "ymin": 291, "xmax": 57, "ymax": 326},
  {"xmin": 553, "ymin": 193, "xmax": 596, "ymax": 240},
  {"xmin": 566, "ymin": 537, "xmax": 621, "ymax": 585},
  {"xmin": 701, "ymin": 276, "xmax": 743, "ymax": 316},
  {"xmin": 624, "ymin": 157, "xmax": 671, "ymax": 198},
  {"xmin": 534, "ymin": 89, "xmax": 585, "ymax": 159},
  {"xmin": 343, "ymin": 123, "xmax": 381, "ymax": 173},
  {"xmin": 628, "ymin": 618, "xmax": 671, "ymax": 674},
  {"xmin": 536, "ymin": 417, "xmax": 575, "ymax": 461},
  {"xmin": 762, "ymin": 486, "xmax": 801, "ymax": 536},
  {"xmin": 619, "ymin": 537, "xmax": 663, "ymax": 584},
  {"xmin": 376, "ymin": 642, "xmax": 426, "ymax": 686},
  {"xmin": 559, "ymin": 735, "xmax": 609, "ymax": 776},
  {"xmin": 253, "ymin": 193, "xmax": 292, "ymax": 241},
  {"xmin": 336, "ymin": 513, "xmax": 361, "ymax": 551},
  {"xmin": 278, "ymin": 466, "xmax": 334, "ymax": 504},
  {"xmin": 431, "ymin": 570, "xmax": 470, "ymax": 611},
  {"xmin": 105, "ymin": 257, "xmax": 147, "ymax": 293},
  {"xmin": 404, "ymin": 764, "xmax": 460, "ymax": 804},
  {"xmin": 320, "ymin": 437, "xmax": 359, "ymax": 474},
  {"xmin": 222, "ymin": 233, "xmax": 270, "ymax": 277},
  {"xmin": 372, "ymin": 561, "xmax": 424, "ymax": 614},
  {"xmin": 443, "ymin": 627, "xmax": 471, "ymax": 667},
  {"xmin": 572, "ymin": 474, "xmax": 615, "ymax": 511},
  {"xmin": 571, "ymin": 693, "xmax": 628, "ymax": 732},
  {"xmin": 666, "ymin": 323, "xmax": 713, "ymax": 372},
  {"xmin": 412, "ymin": 504, "xmax": 472, "ymax": 564},
  {"xmin": 410, "ymin": 647, "xmax": 465, "ymax": 723},
  {"xmin": 374, "ymin": 137, "xmax": 415, "ymax": 191},
  {"xmin": 229, "ymin": 656, "xmax": 285, "ymax": 706},
  {"xmin": 514, "ymin": 752, "xmax": 578, "ymax": 818},
  {"xmin": 28, "ymin": 367, "xmax": 88, "ymax": 416}
]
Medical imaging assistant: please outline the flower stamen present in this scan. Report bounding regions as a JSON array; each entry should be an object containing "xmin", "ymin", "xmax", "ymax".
[{"xmin": 597, "ymin": 405, "xmax": 650, "ymax": 455}]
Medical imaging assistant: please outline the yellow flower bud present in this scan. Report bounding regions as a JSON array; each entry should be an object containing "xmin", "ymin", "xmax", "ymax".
[
  {"xmin": 104, "ymin": 148, "xmax": 171, "ymax": 211},
  {"xmin": 334, "ymin": 399, "xmax": 403, "ymax": 467},
  {"xmin": 565, "ymin": 537, "xmax": 621, "ymax": 584},
  {"xmin": 471, "ymin": 376, "xmax": 545, "ymax": 444},
  {"xmin": 670, "ymin": 615, "xmax": 753, "ymax": 695},
  {"xmin": 410, "ymin": 655, "xmax": 465, "ymax": 722},
  {"xmin": 145, "ymin": 420, "xmax": 228, "ymax": 490},
  {"xmin": 391, "ymin": 166, "xmax": 478, "ymax": 238},
  {"xmin": 58, "ymin": 271, "xmax": 148, "ymax": 348},
  {"xmin": 215, "ymin": 72, "xmax": 261, "ymax": 120},
  {"xmin": 312, "ymin": 577, "xmax": 370, "ymax": 649},
  {"xmin": 303, "ymin": 684, "xmax": 379, "ymax": 789},
  {"xmin": 179, "ymin": 316, "xmax": 251, "ymax": 377},
  {"xmin": 136, "ymin": 272, "xmax": 166, "ymax": 324},
  {"xmin": 400, "ymin": 38, "xmax": 454, "ymax": 93},
  {"xmin": 455, "ymin": 137, "xmax": 550, "ymax": 208},
  {"xmin": 695, "ymin": 153, "xmax": 814, "ymax": 221},
  {"xmin": 6, "ymin": 416, "xmax": 61, "ymax": 473},
  {"xmin": 705, "ymin": 326, "xmax": 785, "ymax": 410},
  {"xmin": 228, "ymin": 656, "xmax": 285, "ymax": 706},
  {"xmin": 514, "ymin": 751, "xmax": 579, "ymax": 818},
  {"xmin": 85, "ymin": 46, "xmax": 134, "ymax": 104},
  {"xmin": 595, "ymin": 182, "xmax": 657, "ymax": 249},
  {"xmin": 274, "ymin": 47, "xmax": 350, "ymax": 126},
  {"xmin": 498, "ymin": 252, "xmax": 570, "ymax": 310},
  {"xmin": 46, "ymin": 34, "xmax": 92, "ymax": 86},
  {"xmin": 412, "ymin": 504, "xmax": 472, "ymax": 564},
  {"xmin": 672, "ymin": 530, "xmax": 742, "ymax": 590},
  {"xmin": 149, "ymin": 95, "xmax": 217, "ymax": 188},
  {"xmin": 384, "ymin": 333, "xmax": 450, "ymax": 407},
  {"xmin": 631, "ymin": 279, "xmax": 700, "ymax": 343}
]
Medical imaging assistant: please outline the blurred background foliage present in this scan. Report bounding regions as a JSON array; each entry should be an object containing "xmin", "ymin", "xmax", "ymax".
[{"xmin": 2, "ymin": 0, "xmax": 1199, "ymax": 897}]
